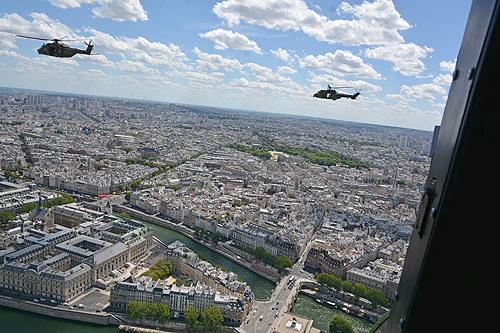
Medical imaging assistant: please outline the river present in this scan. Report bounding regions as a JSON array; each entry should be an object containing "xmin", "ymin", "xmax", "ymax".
[
  {"xmin": 291, "ymin": 294, "xmax": 373, "ymax": 333},
  {"xmin": 138, "ymin": 220, "xmax": 276, "ymax": 300}
]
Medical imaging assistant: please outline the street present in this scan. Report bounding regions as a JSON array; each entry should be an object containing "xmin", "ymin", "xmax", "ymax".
[{"xmin": 239, "ymin": 234, "xmax": 317, "ymax": 333}]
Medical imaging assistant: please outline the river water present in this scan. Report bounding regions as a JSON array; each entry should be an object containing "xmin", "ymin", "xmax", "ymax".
[
  {"xmin": 291, "ymin": 294, "xmax": 373, "ymax": 333},
  {"xmin": 138, "ymin": 220, "xmax": 276, "ymax": 300},
  {"xmin": 0, "ymin": 220, "xmax": 376, "ymax": 333}
]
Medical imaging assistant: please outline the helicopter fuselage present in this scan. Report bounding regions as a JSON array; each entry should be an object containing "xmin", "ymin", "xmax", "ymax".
[
  {"xmin": 37, "ymin": 42, "xmax": 93, "ymax": 58},
  {"xmin": 313, "ymin": 89, "xmax": 360, "ymax": 101}
]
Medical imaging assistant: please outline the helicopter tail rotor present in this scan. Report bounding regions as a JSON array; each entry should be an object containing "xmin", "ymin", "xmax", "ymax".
[
  {"xmin": 84, "ymin": 39, "xmax": 93, "ymax": 54},
  {"xmin": 352, "ymin": 89, "xmax": 361, "ymax": 99}
]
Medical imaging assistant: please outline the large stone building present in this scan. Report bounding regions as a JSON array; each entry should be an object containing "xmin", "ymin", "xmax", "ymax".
[
  {"xmin": 0, "ymin": 215, "xmax": 153, "ymax": 302},
  {"xmin": 51, "ymin": 202, "xmax": 104, "ymax": 228},
  {"xmin": 164, "ymin": 240, "xmax": 254, "ymax": 308},
  {"xmin": 346, "ymin": 258, "xmax": 402, "ymax": 302},
  {"xmin": 110, "ymin": 276, "xmax": 247, "ymax": 324}
]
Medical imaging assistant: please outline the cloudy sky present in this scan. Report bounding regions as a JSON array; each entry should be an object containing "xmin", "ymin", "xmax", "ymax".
[{"xmin": 0, "ymin": 0, "xmax": 472, "ymax": 130}]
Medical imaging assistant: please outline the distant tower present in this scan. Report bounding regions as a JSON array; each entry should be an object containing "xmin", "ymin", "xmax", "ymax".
[
  {"xmin": 38, "ymin": 191, "xmax": 43, "ymax": 210},
  {"xmin": 107, "ymin": 199, "xmax": 113, "ymax": 215}
]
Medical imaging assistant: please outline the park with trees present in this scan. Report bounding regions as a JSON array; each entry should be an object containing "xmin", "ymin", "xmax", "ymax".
[{"xmin": 314, "ymin": 272, "xmax": 389, "ymax": 309}]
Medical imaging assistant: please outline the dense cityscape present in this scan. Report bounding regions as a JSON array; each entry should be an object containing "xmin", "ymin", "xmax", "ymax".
[{"xmin": 0, "ymin": 87, "xmax": 434, "ymax": 333}]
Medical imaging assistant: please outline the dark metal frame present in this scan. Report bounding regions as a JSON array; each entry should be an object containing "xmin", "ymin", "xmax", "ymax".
[{"xmin": 385, "ymin": 0, "xmax": 500, "ymax": 331}]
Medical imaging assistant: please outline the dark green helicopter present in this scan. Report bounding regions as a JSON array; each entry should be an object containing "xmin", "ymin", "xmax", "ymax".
[
  {"xmin": 313, "ymin": 85, "xmax": 361, "ymax": 101},
  {"xmin": 16, "ymin": 35, "xmax": 93, "ymax": 58}
]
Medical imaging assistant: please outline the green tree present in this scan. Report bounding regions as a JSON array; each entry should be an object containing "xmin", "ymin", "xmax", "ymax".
[
  {"xmin": 366, "ymin": 289, "xmax": 389, "ymax": 309},
  {"xmin": 352, "ymin": 283, "xmax": 367, "ymax": 300},
  {"xmin": 119, "ymin": 212, "xmax": 130, "ymax": 219},
  {"xmin": 185, "ymin": 305, "xmax": 200, "ymax": 332},
  {"xmin": 155, "ymin": 303, "xmax": 170, "ymax": 324},
  {"xmin": 266, "ymin": 187, "xmax": 277, "ymax": 195},
  {"xmin": 211, "ymin": 231, "xmax": 224, "ymax": 244},
  {"xmin": 0, "ymin": 211, "xmax": 14, "ymax": 224},
  {"xmin": 140, "ymin": 260, "xmax": 172, "ymax": 281},
  {"xmin": 136, "ymin": 301, "xmax": 148, "ymax": 320},
  {"xmin": 127, "ymin": 301, "xmax": 141, "ymax": 320},
  {"xmin": 3, "ymin": 170, "xmax": 19, "ymax": 181},
  {"xmin": 275, "ymin": 256, "xmax": 293, "ymax": 272},
  {"xmin": 329, "ymin": 315, "xmax": 353, "ymax": 333},
  {"xmin": 140, "ymin": 303, "xmax": 170, "ymax": 323},
  {"xmin": 201, "ymin": 306, "xmax": 224, "ymax": 332},
  {"xmin": 341, "ymin": 281, "xmax": 353, "ymax": 293},
  {"xmin": 145, "ymin": 303, "xmax": 157, "ymax": 320}
]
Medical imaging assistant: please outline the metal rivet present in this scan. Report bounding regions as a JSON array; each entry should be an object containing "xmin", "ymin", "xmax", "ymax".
[
  {"xmin": 452, "ymin": 68, "xmax": 459, "ymax": 80},
  {"xmin": 468, "ymin": 67, "xmax": 475, "ymax": 80},
  {"xmin": 400, "ymin": 317, "xmax": 405, "ymax": 329}
]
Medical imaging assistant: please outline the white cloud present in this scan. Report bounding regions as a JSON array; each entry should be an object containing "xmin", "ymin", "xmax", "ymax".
[
  {"xmin": 243, "ymin": 62, "xmax": 294, "ymax": 84},
  {"xmin": 165, "ymin": 69, "xmax": 224, "ymax": 85},
  {"xmin": 73, "ymin": 53, "xmax": 115, "ymax": 68},
  {"xmin": 228, "ymin": 77, "xmax": 291, "ymax": 95},
  {"xmin": 85, "ymin": 28, "xmax": 189, "ymax": 69},
  {"xmin": 277, "ymin": 66, "xmax": 296, "ymax": 74},
  {"xmin": 439, "ymin": 59, "xmax": 456, "ymax": 72},
  {"xmin": 299, "ymin": 50, "xmax": 382, "ymax": 79},
  {"xmin": 213, "ymin": 0, "xmax": 411, "ymax": 46},
  {"xmin": 192, "ymin": 47, "xmax": 243, "ymax": 72},
  {"xmin": 433, "ymin": 73, "xmax": 452, "ymax": 86},
  {"xmin": 308, "ymin": 72, "xmax": 382, "ymax": 92},
  {"xmin": 270, "ymin": 48, "xmax": 292, "ymax": 62},
  {"xmin": 0, "ymin": 50, "xmax": 27, "ymax": 59},
  {"xmin": 92, "ymin": 0, "xmax": 148, "ymax": 22},
  {"xmin": 0, "ymin": 12, "xmax": 83, "ymax": 48},
  {"xmin": 116, "ymin": 59, "xmax": 158, "ymax": 74},
  {"xmin": 364, "ymin": 43, "xmax": 433, "ymax": 76},
  {"xmin": 386, "ymin": 93, "xmax": 415, "ymax": 102},
  {"xmin": 199, "ymin": 29, "xmax": 262, "ymax": 54},
  {"xmin": 49, "ymin": 0, "xmax": 148, "ymax": 22},
  {"xmin": 48, "ymin": 0, "xmax": 95, "ymax": 9},
  {"xmin": 400, "ymin": 83, "xmax": 446, "ymax": 101}
]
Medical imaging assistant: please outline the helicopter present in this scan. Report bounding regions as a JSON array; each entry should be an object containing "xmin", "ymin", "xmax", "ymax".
[
  {"xmin": 313, "ymin": 85, "xmax": 360, "ymax": 101},
  {"xmin": 16, "ymin": 35, "xmax": 93, "ymax": 58}
]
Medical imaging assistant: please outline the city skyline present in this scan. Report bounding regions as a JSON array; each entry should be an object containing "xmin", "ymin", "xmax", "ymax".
[{"xmin": 0, "ymin": 0, "xmax": 472, "ymax": 131}]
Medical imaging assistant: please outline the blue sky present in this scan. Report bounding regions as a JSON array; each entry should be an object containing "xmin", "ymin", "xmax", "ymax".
[{"xmin": 0, "ymin": 0, "xmax": 472, "ymax": 130}]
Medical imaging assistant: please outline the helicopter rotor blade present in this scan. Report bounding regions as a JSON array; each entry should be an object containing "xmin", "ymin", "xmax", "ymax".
[
  {"xmin": 17, "ymin": 34, "xmax": 84, "ymax": 43},
  {"xmin": 54, "ymin": 36, "xmax": 83, "ymax": 42},
  {"xmin": 16, "ymin": 35, "xmax": 52, "ymax": 41}
]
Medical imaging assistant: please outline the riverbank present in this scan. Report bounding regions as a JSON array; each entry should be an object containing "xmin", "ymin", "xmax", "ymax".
[
  {"xmin": 0, "ymin": 305, "xmax": 119, "ymax": 333},
  {"xmin": 299, "ymin": 281, "xmax": 386, "ymax": 323},
  {"xmin": 113, "ymin": 204, "xmax": 280, "ymax": 285},
  {"xmin": 0, "ymin": 294, "xmax": 122, "ymax": 326}
]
